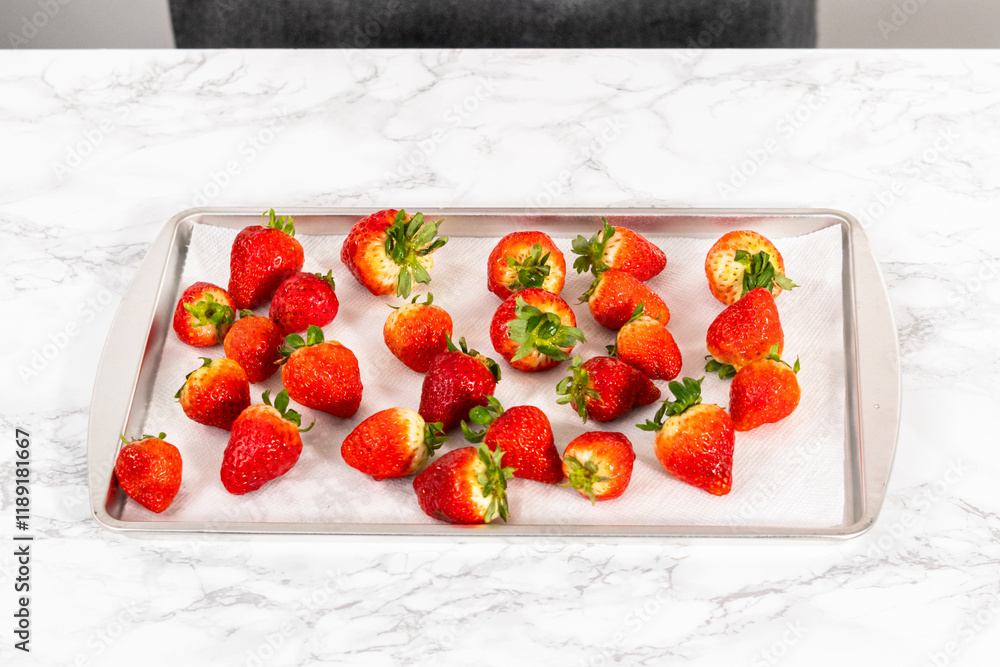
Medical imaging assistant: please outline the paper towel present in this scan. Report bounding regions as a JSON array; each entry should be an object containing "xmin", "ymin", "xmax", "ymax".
[{"xmin": 125, "ymin": 220, "xmax": 846, "ymax": 529}]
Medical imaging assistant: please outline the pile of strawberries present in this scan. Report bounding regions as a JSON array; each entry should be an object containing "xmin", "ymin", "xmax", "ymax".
[{"xmin": 114, "ymin": 211, "xmax": 802, "ymax": 526}]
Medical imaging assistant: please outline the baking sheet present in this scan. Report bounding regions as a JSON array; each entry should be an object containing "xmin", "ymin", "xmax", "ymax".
[{"xmin": 122, "ymin": 219, "xmax": 846, "ymax": 528}]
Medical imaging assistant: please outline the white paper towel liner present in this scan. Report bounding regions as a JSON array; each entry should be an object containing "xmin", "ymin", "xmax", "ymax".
[{"xmin": 127, "ymin": 221, "xmax": 846, "ymax": 528}]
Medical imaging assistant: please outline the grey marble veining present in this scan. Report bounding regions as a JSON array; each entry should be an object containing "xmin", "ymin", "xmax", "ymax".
[{"xmin": 1, "ymin": 49, "xmax": 999, "ymax": 666}]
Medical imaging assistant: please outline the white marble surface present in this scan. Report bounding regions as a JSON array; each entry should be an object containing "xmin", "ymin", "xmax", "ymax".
[{"xmin": 1, "ymin": 49, "xmax": 998, "ymax": 666}]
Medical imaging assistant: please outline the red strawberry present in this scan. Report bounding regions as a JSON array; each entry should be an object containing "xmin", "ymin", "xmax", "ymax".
[
  {"xmin": 172, "ymin": 282, "xmax": 235, "ymax": 347},
  {"xmin": 176, "ymin": 357, "xmax": 251, "ymax": 430},
  {"xmin": 637, "ymin": 377, "xmax": 735, "ymax": 496},
  {"xmin": 610, "ymin": 304, "xmax": 682, "ymax": 381},
  {"xmin": 280, "ymin": 325, "xmax": 363, "ymax": 418},
  {"xmin": 221, "ymin": 389, "xmax": 311, "ymax": 495},
  {"xmin": 729, "ymin": 347, "xmax": 801, "ymax": 431},
  {"xmin": 461, "ymin": 396, "xmax": 563, "ymax": 484},
  {"xmin": 229, "ymin": 209, "xmax": 305, "ymax": 309},
  {"xmin": 561, "ymin": 431, "xmax": 636, "ymax": 503},
  {"xmin": 419, "ymin": 336, "xmax": 501, "ymax": 432},
  {"xmin": 269, "ymin": 271, "xmax": 339, "ymax": 335},
  {"xmin": 582, "ymin": 269, "xmax": 670, "ymax": 330},
  {"xmin": 571, "ymin": 217, "xmax": 666, "ymax": 281},
  {"xmin": 705, "ymin": 287, "xmax": 784, "ymax": 378},
  {"xmin": 487, "ymin": 231, "xmax": 566, "ymax": 299},
  {"xmin": 341, "ymin": 209, "xmax": 448, "ymax": 298},
  {"xmin": 490, "ymin": 288, "xmax": 585, "ymax": 372},
  {"xmin": 383, "ymin": 293, "xmax": 453, "ymax": 373},
  {"xmin": 342, "ymin": 407, "xmax": 448, "ymax": 480},
  {"xmin": 412, "ymin": 443, "xmax": 514, "ymax": 524},
  {"xmin": 556, "ymin": 355, "xmax": 660, "ymax": 423},
  {"xmin": 114, "ymin": 432, "xmax": 182, "ymax": 513},
  {"xmin": 223, "ymin": 311, "xmax": 284, "ymax": 383},
  {"xmin": 705, "ymin": 230, "xmax": 796, "ymax": 305}
]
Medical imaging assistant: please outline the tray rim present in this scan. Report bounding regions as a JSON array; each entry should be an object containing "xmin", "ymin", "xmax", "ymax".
[{"xmin": 87, "ymin": 206, "xmax": 901, "ymax": 540}]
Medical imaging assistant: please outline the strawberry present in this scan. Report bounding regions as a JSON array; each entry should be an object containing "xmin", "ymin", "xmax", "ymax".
[
  {"xmin": 729, "ymin": 346, "xmax": 801, "ymax": 431},
  {"xmin": 561, "ymin": 431, "xmax": 636, "ymax": 503},
  {"xmin": 637, "ymin": 377, "xmax": 735, "ymax": 496},
  {"xmin": 342, "ymin": 407, "xmax": 448, "ymax": 480},
  {"xmin": 229, "ymin": 209, "xmax": 305, "ymax": 309},
  {"xmin": 269, "ymin": 271, "xmax": 340, "ymax": 335},
  {"xmin": 705, "ymin": 287, "xmax": 784, "ymax": 378},
  {"xmin": 280, "ymin": 325, "xmax": 363, "ymax": 418},
  {"xmin": 383, "ymin": 293, "xmax": 453, "ymax": 373},
  {"xmin": 412, "ymin": 443, "xmax": 514, "ymax": 524},
  {"xmin": 341, "ymin": 209, "xmax": 448, "ymax": 298},
  {"xmin": 221, "ymin": 389, "xmax": 312, "ymax": 495},
  {"xmin": 461, "ymin": 396, "xmax": 563, "ymax": 484},
  {"xmin": 490, "ymin": 288, "xmax": 585, "ymax": 372},
  {"xmin": 172, "ymin": 282, "xmax": 235, "ymax": 347},
  {"xmin": 705, "ymin": 230, "xmax": 797, "ymax": 305},
  {"xmin": 419, "ymin": 336, "xmax": 501, "ymax": 432},
  {"xmin": 223, "ymin": 311, "xmax": 284, "ymax": 383},
  {"xmin": 114, "ymin": 432, "xmax": 182, "ymax": 513},
  {"xmin": 176, "ymin": 357, "xmax": 251, "ymax": 430},
  {"xmin": 487, "ymin": 231, "xmax": 566, "ymax": 300},
  {"xmin": 571, "ymin": 217, "xmax": 666, "ymax": 281},
  {"xmin": 609, "ymin": 304, "xmax": 682, "ymax": 381},
  {"xmin": 581, "ymin": 269, "xmax": 670, "ymax": 330},
  {"xmin": 556, "ymin": 355, "xmax": 660, "ymax": 423}
]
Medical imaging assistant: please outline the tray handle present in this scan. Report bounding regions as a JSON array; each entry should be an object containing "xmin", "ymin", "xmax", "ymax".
[{"xmin": 87, "ymin": 220, "xmax": 178, "ymax": 527}]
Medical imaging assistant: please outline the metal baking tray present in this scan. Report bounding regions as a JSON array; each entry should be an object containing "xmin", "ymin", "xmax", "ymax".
[{"xmin": 88, "ymin": 208, "xmax": 900, "ymax": 539}]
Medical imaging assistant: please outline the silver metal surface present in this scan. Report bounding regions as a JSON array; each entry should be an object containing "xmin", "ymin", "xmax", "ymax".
[{"xmin": 88, "ymin": 208, "xmax": 900, "ymax": 539}]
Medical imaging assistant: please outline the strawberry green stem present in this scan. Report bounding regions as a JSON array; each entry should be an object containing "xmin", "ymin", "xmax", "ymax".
[
  {"xmin": 182, "ymin": 293, "xmax": 234, "ymax": 335},
  {"xmin": 562, "ymin": 455, "xmax": 610, "ymax": 505},
  {"xmin": 735, "ymin": 250, "xmax": 797, "ymax": 298},
  {"xmin": 383, "ymin": 210, "xmax": 448, "ymax": 298},
  {"xmin": 506, "ymin": 296, "xmax": 585, "ymax": 363},
  {"xmin": 571, "ymin": 217, "xmax": 616, "ymax": 276},
  {"xmin": 507, "ymin": 244, "xmax": 552, "ymax": 291},
  {"xmin": 476, "ymin": 443, "xmax": 514, "ymax": 523},
  {"xmin": 636, "ymin": 377, "xmax": 704, "ymax": 431},
  {"xmin": 555, "ymin": 355, "xmax": 601, "ymax": 423}
]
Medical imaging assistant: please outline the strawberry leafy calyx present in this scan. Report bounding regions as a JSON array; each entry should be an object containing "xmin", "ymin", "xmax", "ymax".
[
  {"xmin": 704, "ymin": 355, "xmax": 737, "ymax": 380},
  {"xmin": 766, "ymin": 344, "xmax": 800, "ymax": 374},
  {"xmin": 119, "ymin": 432, "xmax": 167, "ymax": 445},
  {"xmin": 476, "ymin": 443, "xmax": 514, "ymax": 523},
  {"xmin": 389, "ymin": 292, "xmax": 436, "ymax": 311},
  {"xmin": 262, "ymin": 209, "xmax": 296, "ymax": 236},
  {"xmin": 384, "ymin": 209, "xmax": 448, "ymax": 298},
  {"xmin": 571, "ymin": 217, "xmax": 616, "ymax": 276},
  {"xmin": 446, "ymin": 334, "xmax": 502, "ymax": 383},
  {"xmin": 637, "ymin": 377, "xmax": 704, "ymax": 431},
  {"xmin": 174, "ymin": 357, "xmax": 214, "ymax": 398},
  {"xmin": 507, "ymin": 244, "xmax": 552, "ymax": 291},
  {"xmin": 262, "ymin": 388, "xmax": 314, "ymax": 432},
  {"xmin": 562, "ymin": 455, "xmax": 610, "ymax": 505},
  {"xmin": 506, "ymin": 296, "xmax": 585, "ymax": 363},
  {"xmin": 460, "ymin": 396, "xmax": 504, "ymax": 444},
  {"xmin": 280, "ymin": 325, "xmax": 325, "ymax": 357},
  {"xmin": 183, "ymin": 292, "xmax": 234, "ymax": 334},
  {"xmin": 734, "ymin": 250, "xmax": 797, "ymax": 298},
  {"xmin": 423, "ymin": 421, "xmax": 449, "ymax": 454},
  {"xmin": 312, "ymin": 270, "xmax": 335, "ymax": 290},
  {"xmin": 578, "ymin": 271, "xmax": 604, "ymax": 304},
  {"xmin": 555, "ymin": 355, "xmax": 601, "ymax": 423}
]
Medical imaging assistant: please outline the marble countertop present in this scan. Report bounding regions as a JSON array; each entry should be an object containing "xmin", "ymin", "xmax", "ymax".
[{"xmin": 2, "ymin": 49, "xmax": 998, "ymax": 666}]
